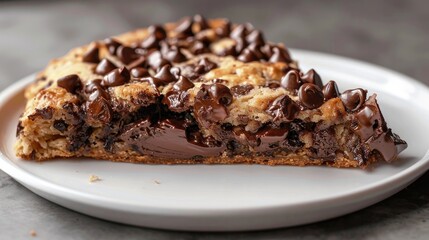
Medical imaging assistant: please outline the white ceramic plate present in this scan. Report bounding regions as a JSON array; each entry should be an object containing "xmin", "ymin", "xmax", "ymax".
[{"xmin": 1, "ymin": 49, "xmax": 428, "ymax": 231}]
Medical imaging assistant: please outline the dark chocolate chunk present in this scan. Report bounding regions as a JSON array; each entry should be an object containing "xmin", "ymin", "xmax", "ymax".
[
  {"xmin": 102, "ymin": 66, "xmax": 130, "ymax": 87},
  {"xmin": 86, "ymin": 97, "xmax": 112, "ymax": 124},
  {"xmin": 130, "ymin": 67, "xmax": 150, "ymax": 78},
  {"xmin": 237, "ymin": 48, "xmax": 258, "ymax": 62},
  {"xmin": 57, "ymin": 74, "xmax": 82, "ymax": 94},
  {"xmin": 246, "ymin": 30, "xmax": 265, "ymax": 46},
  {"xmin": 310, "ymin": 127, "xmax": 338, "ymax": 160},
  {"xmin": 148, "ymin": 25, "xmax": 167, "ymax": 40},
  {"xmin": 266, "ymin": 95, "xmax": 299, "ymax": 122},
  {"xmin": 120, "ymin": 118, "xmax": 225, "ymax": 158},
  {"xmin": 322, "ymin": 80, "xmax": 340, "ymax": 100},
  {"xmin": 340, "ymin": 88, "xmax": 367, "ymax": 112},
  {"xmin": 104, "ymin": 38, "xmax": 121, "ymax": 55},
  {"xmin": 116, "ymin": 45, "xmax": 139, "ymax": 64},
  {"xmin": 230, "ymin": 84, "xmax": 254, "ymax": 96},
  {"xmin": 53, "ymin": 119, "xmax": 68, "ymax": 132},
  {"xmin": 154, "ymin": 65, "xmax": 177, "ymax": 84},
  {"xmin": 164, "ymin": 47, "xmax": 187, "ymax": 63},
  {"xmin": 301, "ymin": 69, "xmax": 323, "ymax": 89},
  {"xmin": 173, "ymin": 75, "xmax": 194, "ymax": 91},
  {"xmin": 298, "ymin": 83, "xmax": 324, "ymax": 109},
  {"xmin": 280, "ymin": 70, "xmax": 301, "ymax": 93},
  {"xmin": 82, "ymin": 45, "xmax": 100, "ymax": 63},
  {"xmin": 194, "ymin": 84, "xmax": 233, "ymax": 127},
  {"xmin": 95, "ymin": 58, "xmax": 117, "ymax": 75}
]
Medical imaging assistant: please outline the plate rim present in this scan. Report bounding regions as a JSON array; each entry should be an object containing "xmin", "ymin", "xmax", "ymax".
[{"xmin": 1, "ymin": 49, "xmax": 429, "ymax": 214}]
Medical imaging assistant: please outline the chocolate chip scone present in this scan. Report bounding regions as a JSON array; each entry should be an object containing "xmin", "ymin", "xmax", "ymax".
[{"xmin": 15, "ymin": 15, "xmax": 407, "ymax": 168}]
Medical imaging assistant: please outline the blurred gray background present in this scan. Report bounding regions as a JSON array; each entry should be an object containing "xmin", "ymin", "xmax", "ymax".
[{"xmin": 0, "ymin": 0, "xmax": 428, "ymax": 239}]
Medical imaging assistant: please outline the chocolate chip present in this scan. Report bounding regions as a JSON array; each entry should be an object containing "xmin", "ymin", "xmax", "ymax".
[
  {"xmin": 170, "ymin": 67, "xmax": 181, "ymax": 79},
  {"xmin": 95, "ymin": 58, "xmax": 117, "ymax": 75},
  {"xmin": 298, "ymin": 83, "xmax": 324, "ymax": 109},
  {"xmin": 162, "ymin": 77, "xmax": 193, "ymax": 112},
  {"xmin": 116, "ymin": 45, "xmax": 139, "ymax": 64},
  {"xmin": 301, "ymin": 69, "xmax": 323, "ymax": 89},
  {"xmin": 154, "ymin": 65, "xmax": 177, "ymax": 85},
  {"xmin": 102, "ymin": 66, "xmax": 130, "ymax": 87},
  {"xmin": 195, "ymin": 58, "xmax": 217, "ymax": 74},
  {"xmin": 230, "ymin": 24, "xmax": 247, "ymax": 40},
  {"xmin": 322, "ymin": 80, "xmax": 340, "ymax": 100},
  {"xmin": 191, "ymin": 40, "xmax": 210, "ymax": 54},
  {"xmin": 215, "ymin": 21, "xmax": 231, "ymax": 37},
  {"xmin": 148, "ymin": 25, "xmax": 167, "ymax": 40},
  {"xmin": 340, "ymin": 88, "xmax": 367, "ymax": 112},
  {"xmin": 104, "ymin": 38, "xmax": 121, "ymax": 55},
  {"xmin": 147, "ymin": 51, "xmax": 170, "ymax": 70},
  {"xmin": 131, "ymin": 67, "xmax": 150, "ymax": 78},
  {"xmin": 86, "ymin": 96, "xmax": 112, "ymax": 124},
  {"xmin": 85, "ymin": 79, "xmax": 110, "ymax": 100},
  {"xmin": 266, "ymin": 95, "xmax": 300, "ymax": 122},
  {"xmin": 141, "ymin": 35, "xmax": 159, "ymax": 49},
  {"xmin": 234, "ymin": 37, "xmax": 247, "ymax": 54},
  {"xmin": 247, "ymin": 43, "xmax": 265, "ymax": 60},
  {"xmin": 280, "ymin": 70, "xmax": 301, "ymax": 93},
  {"xmin": 246, "ymin": 30, "xmax": 265, "ymax": 46},
  {"xmin": 82, "ymin": 45, "xmax": 100, "ymax": 63},
  {"xmin": 175, "ymin": 17, "xmax": 194, "ymax": 37},
  {"xmin": 173, "ymin": 76, "xmax": 194, "ymax": 91},
  {"xmin": 218, "ymin": 46, "xmax": 237, "ymax": 57},
  {"xmin": 165, "ymin": 47, "xmax": 187, "ymax": 63},
  {"xmin": 237, "ymin": 48, "xmax": 258, "ymax": 62},
  {"xmin": 230, "ymin": 84, "xmax": 254, "ymax": 96},
  {"xmin": 57, "ymin": 74, "xmax": 82, "ymax": 94},
  {"xmin": 53, "ymin": 119, "xmax": 68, "ymax": 132},
  {"xmin": 193, "ymin": 14, "xmax": 209, "ymax": 31},
  {"xmin": 269, "ymin": 47, "xmax": 292, "ymax": 63},
  {"xmin": 127, "ymin": 56, "xmax": 147, "ymax": 69},
  {"xmin": 193, "ymin": 84, "xmax": 232, "ymax": 127},
  {"xmin": 209, "ymin": 83, "xmax": 233, "ymax": 105}
]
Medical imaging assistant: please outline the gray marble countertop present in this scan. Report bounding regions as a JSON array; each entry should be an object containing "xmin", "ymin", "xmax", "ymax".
[{"xmin": 0, "ymin": 0, "xmax": 428, "ymax": 239}]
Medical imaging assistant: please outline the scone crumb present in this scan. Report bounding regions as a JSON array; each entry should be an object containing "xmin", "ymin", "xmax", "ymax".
[
  {"xmin": 29, "ymin": 230, "xmax": 37, "ymax": 237},
  {"xmin": 154, "ymin": 180, "xmax": 161, "ymax": 185},
  {"xmin": 89, "ymin": 175, "xmax": 101, "ymax": 183}
]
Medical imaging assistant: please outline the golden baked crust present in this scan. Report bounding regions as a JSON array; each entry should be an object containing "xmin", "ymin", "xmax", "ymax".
[{"xmin": 15, "ymin": 16, "xmax": 407, "ymax": 168}]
